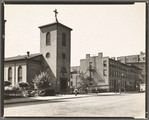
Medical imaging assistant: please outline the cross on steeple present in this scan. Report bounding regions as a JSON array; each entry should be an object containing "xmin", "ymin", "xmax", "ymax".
[{"xmin": 54, "ymin": 9, "xmax": 58, "ymax": 22}]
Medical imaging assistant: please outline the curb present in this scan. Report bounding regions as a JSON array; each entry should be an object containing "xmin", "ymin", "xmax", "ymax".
[
  {"xmin": 4, "ymin": 94, "xmax": 98, "ymax": 105},
  {"xmin": 4, "ymin": 92, "xmax": 140, "ymax": 105}
]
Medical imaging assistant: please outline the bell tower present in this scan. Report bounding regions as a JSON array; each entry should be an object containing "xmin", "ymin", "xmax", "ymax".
[{"xmin": 39, "ymin": 9, "xmax": 72, "ymax": 93}]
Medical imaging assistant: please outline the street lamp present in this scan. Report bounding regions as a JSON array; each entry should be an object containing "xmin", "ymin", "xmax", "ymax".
[{"xmin": 119, "ymin": 73, "xmax": 124, "ymax": 94}]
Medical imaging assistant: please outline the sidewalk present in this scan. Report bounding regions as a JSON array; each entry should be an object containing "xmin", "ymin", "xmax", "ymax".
[
  {"xmin": 4, "ymin": 92, "xmax": 132, "ymax": 105},
  {"xmin": 4, "ymin": 93, "xmax": 113, "ymax": 105}
]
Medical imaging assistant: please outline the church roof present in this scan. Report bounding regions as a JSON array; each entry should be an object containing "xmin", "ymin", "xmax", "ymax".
[
  {"xmin": 5, "ymin": 53, "xmax": 41, "ymax": 62},
  {"xmin": 38, "ymin": 22, "xmax": 73, "ymax": 31}
]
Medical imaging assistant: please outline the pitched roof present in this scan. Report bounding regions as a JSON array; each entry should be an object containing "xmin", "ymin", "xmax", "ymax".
[
  {"xmin": 5, "ymin": 53, "xmax": 41, "ymax": 62},
  {"xmin": 38, "ymin": 22, "xmax": 73, "ymax": 31}
]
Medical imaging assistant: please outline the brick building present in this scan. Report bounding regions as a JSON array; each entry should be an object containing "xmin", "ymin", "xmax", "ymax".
[
  {"xmin": 117, "ymin": 51, "xmax": 146, "ymax": 84},
  {"xmin": 4, "ymin": 11, "xmax": 72, "ymax": 94},
  {"xmin": 70, "ymin": 53, "xmax": 143, "ymax": 92}
]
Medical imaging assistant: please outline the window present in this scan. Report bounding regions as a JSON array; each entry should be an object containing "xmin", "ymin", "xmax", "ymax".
[
  {"xmin": 89, "ymin": 62, "xmax": 92, "ymax": 69},
  {"xmin": 111, "ymin": 70, "xmax": 113, "ymax": 77},
  {"xmin": 113, "ymin": 71, "xmax": 115, "ymax": 77},
  {"xmin": 8, "ymin": 67, "xmax": 12, "ymax": 82},
  {"xmin": 111, "ymin": 80, "xmax": 113, "ymax": 86},
  {"xmin": 18, "ymin": 66, "xmax": 22, "ymax": 83},
  {"xmin": 103, "ymin": 60, "xmax": 107, "ymax": 67},
  {"xmin": 109, "ymin": 69, "xmax": 111, "ymax": 76},
  {"xmin": 46, "ymin": 53, "xmax": 50, "ymax": 58},
  {"xmin": 109, "ymin": 80, "xmax": 111, "ymax": 86},
  {"xmin": 121, "ymin": 81, "xmax": 123, "ymax": 87},
  {"xmin": 103, "ymin": 69, "xmax": 107, "ymax": 76},
  {"xmin": 61, "ymin": 67, "xmax": 67, "ymax": 73},
  {"xmin": 62, "ymin": 33, "xmax": 66, "ymax": 46},
  {"xmin": 71, "ymin": 74, "xmax": 73, "ymax": 78},
  {"xmin": 62, "ymin": 53, "xmax": 66, "ymax": 59},
  {"xmin": 46, "ymin": 32, "xmax": 51, "ymax": 45},
  {"xmin": 133, "ymin": 57, "xmax": 137, "ymax": 62},
  {"xmin": 71, "ymin": 81, "xmax": 73, "ymax": 86}
]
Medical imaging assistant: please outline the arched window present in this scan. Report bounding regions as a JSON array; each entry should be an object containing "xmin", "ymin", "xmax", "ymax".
[
  {"xmin": 8, "ymin": 67, "xmax": 12, "ymax": 82},
  {"xmin": 46, "ymin": 32, "xmax": 51, "ymax": 45},
  {"xmin": 62, "ymin": 33, "xmax": 66, "ymax": 46},
  {"xmin": 18, "ymin": 66, "xmax": 22, "ymax": 83},
  {"xmin": 61, "ymin": 67, "xmax": 67, "ymax": 73}
]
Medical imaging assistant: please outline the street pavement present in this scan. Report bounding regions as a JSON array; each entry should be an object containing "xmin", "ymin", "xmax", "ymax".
[{"xmin": 4, "ymin": 92, "xmax": 145, "ymax": 118}]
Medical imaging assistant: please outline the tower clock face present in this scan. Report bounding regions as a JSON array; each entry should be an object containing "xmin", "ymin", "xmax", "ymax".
[{"xmin": 62, "ymin": 53, "xmax": 66, "ymax": 59}]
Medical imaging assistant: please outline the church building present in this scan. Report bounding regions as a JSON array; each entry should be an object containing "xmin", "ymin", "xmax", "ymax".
[{"xmin": 4, "ymin": 10, "xmax": 72, "ymax": 94}]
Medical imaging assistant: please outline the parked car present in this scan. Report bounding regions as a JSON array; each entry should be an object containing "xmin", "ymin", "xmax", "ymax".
[{"xmin": 140, "ymin": 84, "xmax": 145, "ymax": 92}]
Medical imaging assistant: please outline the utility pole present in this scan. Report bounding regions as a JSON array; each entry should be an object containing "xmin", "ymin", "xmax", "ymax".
[
  {"xmin": 89, "ymin": 62, "xmax": 92, "ymax": 85},
  {"xmin": 76, "ymin": 75, "xmax": 77, "ymax": 89},
  {"xmin": 119, "ymin": 73, "xmax": 123, "ymax": 94}
]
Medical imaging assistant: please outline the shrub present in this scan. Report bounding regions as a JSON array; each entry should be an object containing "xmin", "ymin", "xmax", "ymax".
[{"xmin": 32, "ymin": 71, "xmax": 55, "ymax": 90}]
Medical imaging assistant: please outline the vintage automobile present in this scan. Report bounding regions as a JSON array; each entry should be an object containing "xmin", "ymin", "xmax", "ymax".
[{"xmin": 140, "ymin": 84, "xmax": 145, "ymax": 92}]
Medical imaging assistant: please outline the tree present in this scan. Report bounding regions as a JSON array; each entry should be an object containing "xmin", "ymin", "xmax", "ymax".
[
  {"xmin": 32, "ymin": 71, "xmax": 55, "ymax": 90},
  {"xmin": 76, "ymin": 72, "xmax": 91, "ymax": 93}
]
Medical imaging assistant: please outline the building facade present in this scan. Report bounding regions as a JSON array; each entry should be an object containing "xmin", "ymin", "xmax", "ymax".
[
  {"xmin": 4, "ymin": 12, "xmax": 72, "ymax": 94},
  {"xmin": 70, "ymin": 52, "xmax": 143, "ymax": 92},
  {"xmin": 70, "ymin": 66, "xmax": 80, "ymax": 92},
  {"xmin": 117, "ymin": 51, "xmax": 146, "ymax": 84}
]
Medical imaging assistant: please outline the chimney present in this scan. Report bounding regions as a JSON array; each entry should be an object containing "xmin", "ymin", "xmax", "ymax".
[
  {"xmin": 140, "ymin": 51, "xmax": 144, "ymax": 55},
  {"xmin": 27, "ymin": 51, "xmax": 30, "ymax": 57},
  {"xmin": 86, "ymin": 54, "xmax": 90, "ymax": 59},
  {"xmin": 98, "ymin": 52, "xmax": 103, "ymax": 57},
  {"xmin": 111, "ymin": 57, "xmax": 115, "ymax": 60}
]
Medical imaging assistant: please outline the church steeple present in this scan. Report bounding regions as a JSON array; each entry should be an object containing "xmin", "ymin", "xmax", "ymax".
[
  {"xmin": 54, "ymin": 9, "xmax": 58, "ymax": 22},
  {"xmin": 39, "ymin": 9, "xmax": 72, "ymax": 94}
]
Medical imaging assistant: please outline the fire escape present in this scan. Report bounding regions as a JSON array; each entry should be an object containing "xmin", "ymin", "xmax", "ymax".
[{"xmin": 86, "ymin": 62, "xmax": 105, "ymax": 86}]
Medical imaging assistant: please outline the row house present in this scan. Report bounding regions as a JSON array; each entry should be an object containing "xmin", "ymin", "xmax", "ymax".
[{"xmin": 71, "ymin": 52, "xmax": 143, "ymax": 92}]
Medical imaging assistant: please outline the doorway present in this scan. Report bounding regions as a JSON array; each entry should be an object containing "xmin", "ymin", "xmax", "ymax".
[{"xmin": 60, "ymin": 78, "xmax": 67, "ymax": 92}]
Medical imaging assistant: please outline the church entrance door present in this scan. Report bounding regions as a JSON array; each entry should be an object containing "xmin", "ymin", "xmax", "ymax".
[{"xmin": 60, "ymin": 78, "xmax": 67, "ymax": 92}]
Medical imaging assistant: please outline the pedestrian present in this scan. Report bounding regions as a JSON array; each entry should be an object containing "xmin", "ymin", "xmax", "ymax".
[
  {"xmin": 22, "ymin": 90, "xmax": 28, "ymax": 98},
  {"xmin": 96, "ymin": 88, "xmax": 98, "ymax": 94},
  {"xmin": 115, "ymin": 88, "xmax": 117, "ymax": 94},
  {"xmin": 124, "ymin": 88, "xmax": 126, "ymax": 93},
  {"xmin": 74, "ymin": 88, "xmax": 78, "ymax": 96}
]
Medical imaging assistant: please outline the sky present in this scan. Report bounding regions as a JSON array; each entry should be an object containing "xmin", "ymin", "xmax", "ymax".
[{"xmin": 4, "ymin": 3, "xmax": 146, "ymax": 66}]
